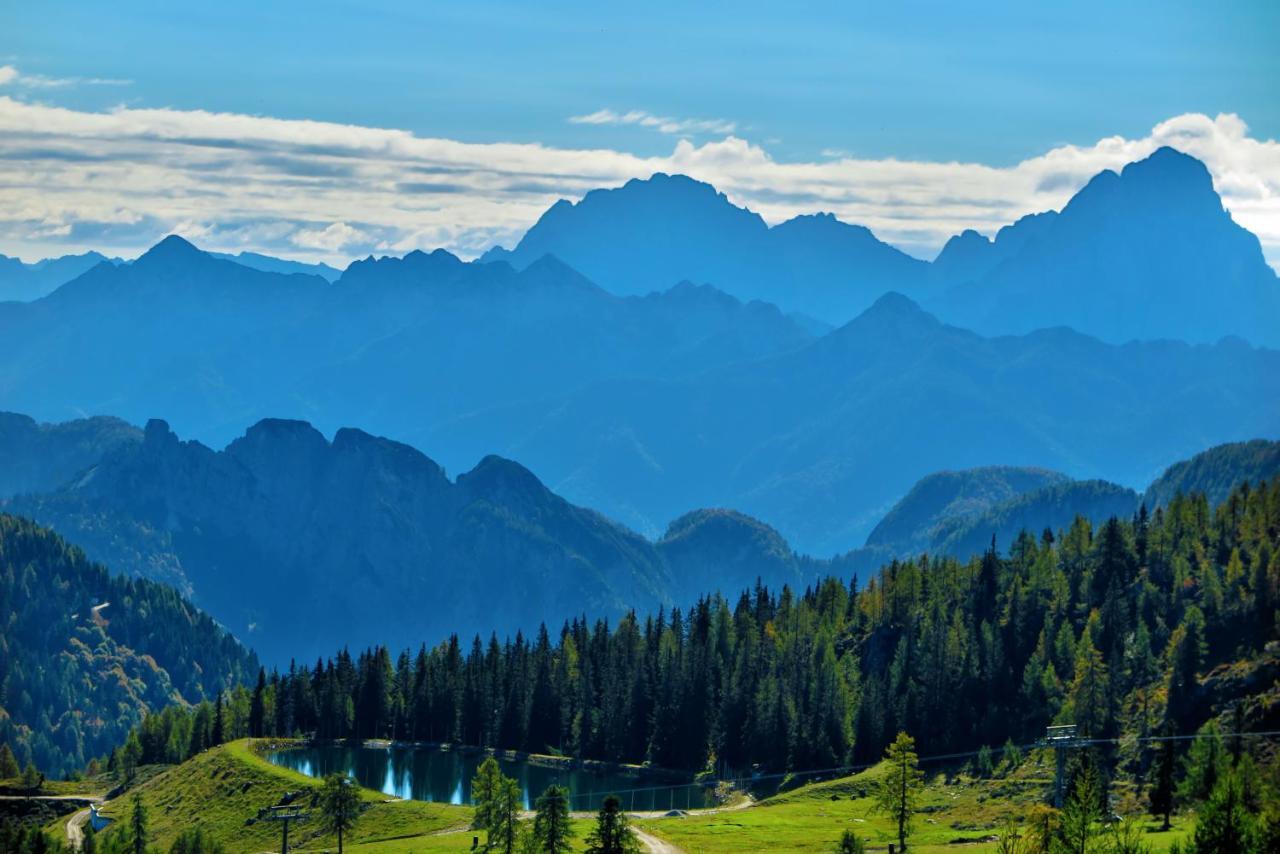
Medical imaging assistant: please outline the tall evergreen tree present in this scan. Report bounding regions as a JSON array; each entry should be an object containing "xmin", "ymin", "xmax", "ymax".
[
  {"xmin": 875, "ymin": 732, "xmax": 922, "ymax": 851},
  {"xmin": 471, "ymin": 756, "xmax": 504, "ymax": 832},
  {"xmin": 318, "ymin": 773, "xmax": 361, "ymax": 854},
  {"xmin": 248, "ymin": 668, "xmax": 267, "ymax": 739},
  {"xmin": 129, "ymin": 793, "xmax": 148, "ymax": 854},
  {"xmin": 532, "ymin": 784, "xmax": 574, "ymax": 854},
  {"xmin": 584, "ymin": 795, "xmax": 638, "ymax": 854},
  {"xmin": 1148, "ymin": 726, "xmax": 1176, "ymax": 831}
]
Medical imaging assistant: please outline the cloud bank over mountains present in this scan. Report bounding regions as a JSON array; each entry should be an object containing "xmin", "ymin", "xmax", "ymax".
[{"xmin": 2, "ymin": 83, "xmax": 1278, "ymax": 270}]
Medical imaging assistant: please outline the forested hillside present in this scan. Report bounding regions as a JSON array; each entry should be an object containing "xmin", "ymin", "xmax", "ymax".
[
  {"xmin": 1145, "ymin": 439, "xmax": 1280, "ymax": 510},
  {"xmin": 0, "ymin": 515, "xmax": 257, "ymax": 777},
  {"xmin": 122, "ymin": 480, "xmax": 1278, "ymax": 786},
  {"xmin": 0, "ymin": 413, "xmax": 140, "ymax": 499}
]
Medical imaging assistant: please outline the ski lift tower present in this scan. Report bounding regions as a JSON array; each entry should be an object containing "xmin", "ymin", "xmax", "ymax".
[
  {"xmin": 1043, "ymin": 724, "xmax": 1084, "ymax": 808},
  {"xmin": 256, "ymin": 804, "xmax": 310, "ymax": 854}
]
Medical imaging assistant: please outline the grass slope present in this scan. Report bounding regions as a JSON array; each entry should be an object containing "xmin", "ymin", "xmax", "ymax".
[
  {"xmin": 84, "ymin": 740, "xmax": 472, "ymax": 852},
  {"xmin": 635, "ymin": 760, "xmax": 1195, "ymax": 853}
]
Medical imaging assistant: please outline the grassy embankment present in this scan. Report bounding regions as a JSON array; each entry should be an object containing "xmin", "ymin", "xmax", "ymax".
[
  {"xmin": 45, "ymin": 740, "xmax": 1202, "ymax": 852},
  {"xmin": 49, "ymin": 740, "xmax": 473, "ymax": 852},
  {"xmin": 634, "ymin": 756, "xmax": 1197, "ymax": 853}
]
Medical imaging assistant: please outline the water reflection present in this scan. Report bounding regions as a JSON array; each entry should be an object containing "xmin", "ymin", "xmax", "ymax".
[{"xmin": 267, "ymin": 745, "xmax": 713, "ymax": 812}]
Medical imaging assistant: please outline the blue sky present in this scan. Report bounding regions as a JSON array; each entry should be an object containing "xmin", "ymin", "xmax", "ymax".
[
  {"xmin": 1, "ymin": 1, "xmax": 1278, "ymax": 265},
  {"xmin": 8, "ymin": 1, "xmax": 1276, "ymax": 163}
]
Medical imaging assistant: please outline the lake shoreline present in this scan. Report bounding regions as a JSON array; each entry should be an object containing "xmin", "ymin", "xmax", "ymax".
[{"xmin": 269, "ymin": 737, "xmax": 702, "ymax": 785}]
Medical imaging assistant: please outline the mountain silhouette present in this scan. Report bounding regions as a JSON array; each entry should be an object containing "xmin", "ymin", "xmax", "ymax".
[
  {"xmin": 432, "ymin": 294, "xmax": 1280, "ymax": 553},
  {"xmin": 930, "ymin": 147, "xmax": 1280, "ymax": 345},
  {"xmin": 484, "ymin": 149, "xmax": 1278, "ymax": 344},
  {"xmin": 0, "ymin": 250, "xmax": 121, "ymax": 302},
  {"xmin": 209, "ymin": 249, "xmax": 342, "ymax": 281},
  {"xmin": 483, "ymin": 172, "xmax": 930, "ymax": 321}
]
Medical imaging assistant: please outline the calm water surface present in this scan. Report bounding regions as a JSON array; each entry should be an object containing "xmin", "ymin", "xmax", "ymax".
[{"xmin": 267, "ymin": 745, "xmax": 713, "ymax": 811}]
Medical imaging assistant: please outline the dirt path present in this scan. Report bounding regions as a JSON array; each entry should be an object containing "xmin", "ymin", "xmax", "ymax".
[
  {"xmin": 632, "ymin": 825, "xmax": 684, "ymax": 854},
  {"xmin": 66, "ymin": 807, "xmax": 91, "ymax": 850}
]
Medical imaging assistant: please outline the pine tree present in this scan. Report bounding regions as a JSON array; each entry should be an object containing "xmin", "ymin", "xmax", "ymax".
[
  {"xmin": 1177, "ymin": 722, "xmax": 1222, "ymax": 804},
  {"xmin": 211, "ymin": 690, "xmax": 225, "ymax": 746},
  {"xmin": 0, "ymin": 744, "xmax": 20, "ymax": 779},
  {"xmin": 1067, "ymin": 628, "xmax": 1109, "ymax": 737},
  {"xmin": 875, "ymin": 732, "xmax": 923, "ymax": 851},
  {"xmin": 129, "ymin": 793, "xmax": 148, "ymax": 854},
  {"xmin": 318, "ymin": 773, "xmax": 361, "ymax": 854},
  {"xmin": 584, "ymin": 795, "xmax": 639, "ymax": 854},
  {"xmin": 249, "ymin": 668, "xmax": 267, "ymax": 738},
  {"xmin": 1192, "ymin": 770, "xmax": 1257, "ymax": 853},
  {"xmin": 532, "ymin": 784, "xmax": 574, "ymax": 854},
  {"xmin": 488, "ymin": 776, "xmax": 522, "ymax": 854},
  {"xmin": 1148, "ymin": 726, "xmax": 1175, "ymax": 831},
  {"xmin": 471, "ymin": 756, "xmax": 504, "ymax": 832},
  {"xmin": 19, "ymin": 760, "xmax": 42, "ymax": 791},
  {"xmin": 1057, "ymin": 762, "xmax": 1100, "ymax": 854}
]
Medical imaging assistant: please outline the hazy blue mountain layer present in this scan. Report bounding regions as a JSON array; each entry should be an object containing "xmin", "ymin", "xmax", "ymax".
[
  {"xmin": 432, "ymin": 294, "xmax": 1280, "ymax": 552},
  {"xmin": 7, "ymin": 417, "xmax": 675, "ymax": 665},
  {"xmin": 482, "ymin": 172, "xmax": 931, "ymax": 321},
  {"xmin": 0, "ymin": 250, "xmax": 120, "ymax": 302},
  {"xmin": 482, "ymin": 149, "xmax": 1278, "ymax": 344},
  {"xmin": 929, "ymin": 147, "xmax": 1280, "ymax": 346},
  {"xmin": 208, "ymin": 250, "xmax": 343, "ymax": 281},
  {"xmin": 3, "ymin": 407, "xmax": 1275, "ymax": 668}
]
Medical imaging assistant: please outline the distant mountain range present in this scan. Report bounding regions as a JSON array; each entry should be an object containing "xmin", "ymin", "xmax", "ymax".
[
  {"xmin": 12, "ymin": 148, "xmax": 1275, "ymax": 345},
  {"xmin": 483, "ymin": 148, "xmax": 1280, "ymax": 345},
  {"xmin": 930, "ymin": 147, "xmax": 1280, "ymax": 346},
  {"xmin": 0, "ymin": 247, "xmax": 338, "ymax": 304},
  {"xmin": 433, "ymin": 293, "xmax": 1280, "ymax": 552},
  {"xmin": 0, "ymin": 250, "xmax": 122, "ymax": 302},
  {"xmin": 208, "ymin": 250, "xmax": 343, "ymax": 282},
  {"xmin": 2, "ymin": 408, "xmax": 1275, "ymax": 665},
  {"xmin": 2, "ymin": 233, "xmax": 1277, "ymax": 553},
  {"xmin": 482, "ymin": 173, "xmax": 931, "ymax": 322}
]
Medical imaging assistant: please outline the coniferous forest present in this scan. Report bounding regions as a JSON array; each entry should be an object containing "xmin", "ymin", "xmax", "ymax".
[
  {"xmin": 113, "ymin": 480, "xmax": 1279, "ymax": 785},
  {"xmin": 3, "ymin": 8, "xmax": 1280, "ymax": 851}
]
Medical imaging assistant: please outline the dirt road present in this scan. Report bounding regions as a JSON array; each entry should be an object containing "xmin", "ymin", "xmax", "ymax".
[
  {"xmin": 632, "ymin": 826, "xmax": 685, "ymax": 853},
  {"xmin": 66, "ymin": 807, "xmax": 91, "ymax": 849}
]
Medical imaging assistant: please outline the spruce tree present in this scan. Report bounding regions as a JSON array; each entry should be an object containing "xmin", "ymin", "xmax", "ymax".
[
  {"xmin": 129, "ymin": 793, "xmax": 148, "ymax": 854},
  {"xmin": 318, "ymin": 773, "xmax": 361, "ymax": 853},
  {"xmin": 1177, "ymin": 722, "xmax": 1222, "ymax": 804},
  {"xmin": 0, "ymin": 744, "xmax": 19, "ymax": 779},
  {"xmin": 585, "ymin": 795, "xmax": 638, "ymax": 854},
  {"xmin": 249, "ymin": 668, "xmax": 267, "ymax": 739},
  {"xmin": 211, "ymin": 690, "xmax": 225, "ymax": 746},
  {"xmin": 875, "ymin": 732, "xmax": 922, "ymax": 851},
  {"xmin": 1057, "ymin": 761, "xmax": 1100, "ymax": 854},
  {"xmin": 1148, "ymin": 726, "xmax": 1175, "ymax": 831},
  {"xmin": 471, "ymin": 756, "xmax": 504, "ymax": 832},
  {"xmin": 532, "ymin": 784, "xmax": 574, "ymax": 854},
  {"xmin": 1192, "ymin": 770, "xmax": 1256, "ymax": 853},
  {"xmin": 488, "ymin": 776, "xmax": 522, "ymax": 854}
]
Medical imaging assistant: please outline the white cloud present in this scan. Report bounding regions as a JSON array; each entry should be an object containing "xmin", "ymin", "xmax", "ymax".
[
  {"xmin": 0, "ymin": 64, "xmax": 130, "ymax": 89},
  {"xmin": 569, "ymin": 108, "xmax": 738, "ymax": 136},
  {"xmin": 291, "ymin": 222, "xmax": 368, "ymax": 252},
  {"xmin": 0, "ymin": 96, "xmax": 1277, "ymax": 272}
]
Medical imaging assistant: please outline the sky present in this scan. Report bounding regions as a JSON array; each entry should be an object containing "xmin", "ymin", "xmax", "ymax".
[{"xmin": 2, "ymin": 0, "xmax": 1278, "ymax": 267}]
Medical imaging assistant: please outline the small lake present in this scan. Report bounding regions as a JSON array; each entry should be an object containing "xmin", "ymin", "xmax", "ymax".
[{"xmin": 267, "ymin": 745, "xmax": 714, "ymax": 812}]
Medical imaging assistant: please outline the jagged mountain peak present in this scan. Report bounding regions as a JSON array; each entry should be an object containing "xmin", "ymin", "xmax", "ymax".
[{"xmin": 136, "ymin": 234, "xmax": 208, "ymax": 266}]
